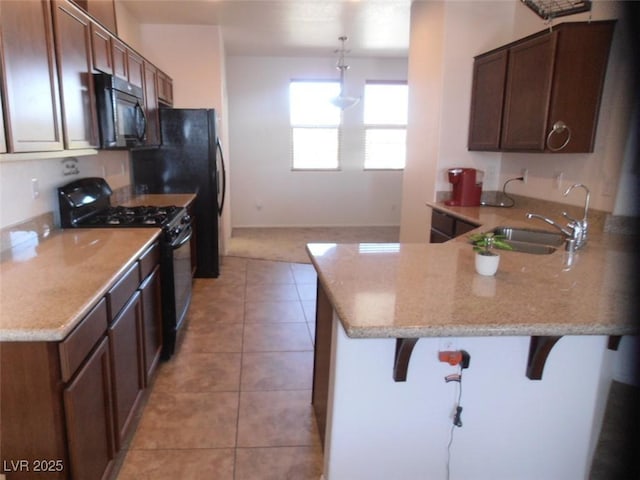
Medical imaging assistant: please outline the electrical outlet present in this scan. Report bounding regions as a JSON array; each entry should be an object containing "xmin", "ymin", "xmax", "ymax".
[
  {"xmin": 521, "ymin": 168, "xmax": 528, "ymax": 184},
  {"xmin": 553, "ymin": 171, "xmax": 564, "ymax": 190},
  {"xmin": 31, "ymin": 178, "xmax": 40, "ymax": 199}
]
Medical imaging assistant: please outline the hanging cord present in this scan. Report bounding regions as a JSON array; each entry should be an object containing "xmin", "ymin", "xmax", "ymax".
[
  {"xmin": 480, "ymin": 176, "xmax": 523, "ymax": 208},
  {"xmin": 499, "ymin": 176, "xmax": 524, "ymax": 207},
  {"xmin": 445, "ymin": 365, "xmax": 464, "ymax": 480}
]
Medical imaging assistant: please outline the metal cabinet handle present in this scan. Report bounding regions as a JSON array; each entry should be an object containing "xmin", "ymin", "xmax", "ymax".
[{"xmin": 546, "ymin": 121, "xmax": 571, "ymax": 151}]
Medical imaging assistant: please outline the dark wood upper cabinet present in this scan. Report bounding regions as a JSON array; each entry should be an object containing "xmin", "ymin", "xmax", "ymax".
[
  {"xmin": 501, "ymin": 33, "xmax": 557, "ymax": 151},
  {"xmin": 127, "ymin": 50, "xmax": 144, "ymax": 89},
  {"xmin": 467, "ymin": 49, "xmax": 507, "ymax": 150},
  {"xmin": 546, "ymin": 22, "xmax": 616, "ymax": 153},
  {"xmin": 52, "ymin": 0, "xmax": 99, "ymax": 149},
  {"xmin": 0, "ymin": 0, "xmax": 64, "ymax": 153},
  {"xmin": 143, "ymin": 61, "xmax": 160, "ymax": 146},
  {"xmin": 157, "ymin": 69, "xmax": 174, "ymax": 106},
  {"xmin": 111, "ymin": 37, "xmax": 128, "ymax": 81},
  {"xmin": 72, "ymin": 0, "xmax": 117, "ymax": 34},
  {"xmin": 90, "ymin": 21, "xmax": 113, "ymax": 74},
  {"xmin": 468, "ymin": 20, "xmax": 615, "ymax": 153}
]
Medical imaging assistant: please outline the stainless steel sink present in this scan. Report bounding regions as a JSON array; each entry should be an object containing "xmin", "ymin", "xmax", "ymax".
[{"xmin": 489, "ymin": 226, "xmax": 565, "ymax": 255}]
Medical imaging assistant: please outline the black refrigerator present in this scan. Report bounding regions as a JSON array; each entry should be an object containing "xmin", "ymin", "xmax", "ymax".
[{"xmin": 131, "ymin": 108, "xmax": 226, "ymax": 278}]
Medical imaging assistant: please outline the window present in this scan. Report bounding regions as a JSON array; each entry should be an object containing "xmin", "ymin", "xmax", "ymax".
[
  {"xmin": 363, "ymin": 82, "xmax": 408, "ymax": 169},
  {"xmin": 289, "ymin": 81, "xmax": 341, "ymax": 169}
]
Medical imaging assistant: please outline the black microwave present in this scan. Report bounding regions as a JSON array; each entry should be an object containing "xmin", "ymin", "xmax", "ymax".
[{"xmin": 94, "ymin": 73, "xmax": 147, "ymax": 149}]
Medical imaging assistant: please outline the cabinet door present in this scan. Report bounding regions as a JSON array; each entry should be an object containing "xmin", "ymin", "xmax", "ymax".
[
  {"xmin": 108, "ymin": 291, "xmax": 145, "ymax": 449},
  {"xmin": 140, "ymin": 266, "xmax": 162, "ymax": 384},
  {"xmin": 157, "ymin": 70, "xmax": 173, "ymax": 106},
  {"xmin": 546, "ymin": 22, "xmax": 615, "ymax": 153},
  {"xmin": 0, "ymin": 0, "xmax": 64, "ymax": 152},
  {"xmin": 468, "ymin": 49, "xmax": 507, "ymax": 151},
  {"xmin": 52, "ymin": 0, "xmax": 99, "ymax": 149},
  {"xmin": 501, "ymin": 33, "xmax": 557, "ymax": 151},
  {"xmin": 91, "ymin": 22, "xmax": 112, "ymax": 74},
  {"xmin": 64, "ymin": 337, "xmax": 116, "ymax": 480},
  {"xmin": 127, "ymin": 50, "xmax": 144, "ymax": 88},
  {"xmin": 111, "ymin": 37, "xmax": 128, "ymax": 81},
  {"xmin": 143, "ymin": 61, "xmax": 160, "ymax": 146},
  {"xmin": 84, "ymin": 0, "xmax": 118, "ymax": 34},
  {"xmin": 454, "ymin": 218, "xmax": 478, "ymax": 237}
]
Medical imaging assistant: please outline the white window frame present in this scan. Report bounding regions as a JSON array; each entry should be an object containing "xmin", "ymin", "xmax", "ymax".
[
  {"xmin": 289, "ymin": 80, "xmax": 342, "ymax": 171},
  {"xmin": 363, "ymin": 81, "xmax": 408, "ymax": 171}
]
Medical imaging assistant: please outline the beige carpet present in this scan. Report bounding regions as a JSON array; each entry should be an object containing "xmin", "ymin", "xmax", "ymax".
[{"xmin": 225, "ymin": 226, "xmax": 400, "ymax": 263}]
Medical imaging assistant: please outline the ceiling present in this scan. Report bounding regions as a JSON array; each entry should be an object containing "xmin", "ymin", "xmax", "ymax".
[{"xmin": 117, "ymin": 0, "xmax": 412, "ymax": 57}]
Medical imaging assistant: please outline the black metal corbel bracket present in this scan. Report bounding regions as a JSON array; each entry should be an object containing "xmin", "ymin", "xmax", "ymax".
[
  {"xmin": 526, "ymin": 335, "xmax": 563, "ymax": 380},
  {"xmin": 393, "ymin": 338, "xmax": 419, "ymax": 382}
]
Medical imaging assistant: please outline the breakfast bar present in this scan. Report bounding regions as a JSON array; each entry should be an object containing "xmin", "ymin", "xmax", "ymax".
[{"xmin": 306, "ymin": 205, "xmax": 636, "ymax": 480}]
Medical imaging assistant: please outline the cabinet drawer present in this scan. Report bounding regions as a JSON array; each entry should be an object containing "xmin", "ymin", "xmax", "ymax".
[
  {"xmin": 431, "ymin": 210, "xmax": 455, "ymax": 237},
  {"xmin": 107, "ymin": 262, "xmax": 140, "ymax": 320},
  {"xmin": 139, "ymin": 242, "xmax": 160, "ymax": 281},
  {"xmin": 430, "ymin": 229, "xmax": 451, "ymax": 244},
  {"xmin": 59, "ymin": 298, "xmax": 108, "ymax": 382},
  {"xmin": 454, "ymin": 219, "xmax": 478, "ymax": 237}
]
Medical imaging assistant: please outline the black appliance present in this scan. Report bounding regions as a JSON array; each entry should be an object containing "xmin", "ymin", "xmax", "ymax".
[
  {"xmin": 131, "ymin": 108, "xmax": 226, "ymax": 278},
  {"xmin": 58, "ymin": 177, "xmax": 192, "ymax": 359},
  {"xmin": 94, "ymin": 73, "xmax": 147, "ymax": 149}
]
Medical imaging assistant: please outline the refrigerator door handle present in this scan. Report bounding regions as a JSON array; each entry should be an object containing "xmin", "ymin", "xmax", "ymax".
[{"xmin": 217, "ymin": 139, "xmax": 226, "ymax": 216}]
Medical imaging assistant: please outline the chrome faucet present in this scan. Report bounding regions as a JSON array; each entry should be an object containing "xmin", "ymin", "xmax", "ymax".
[
  {"xmin": 526, "ymin": 183, "xmax": 590, "ymax": 252},
  {"xmin": 562, "ymin": 183, "xmax": 590, "ymax": 246}
]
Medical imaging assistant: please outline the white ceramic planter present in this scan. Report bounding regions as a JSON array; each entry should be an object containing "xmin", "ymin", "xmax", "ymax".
[{"xmin": 475, "ymin": 252, "xmax": 500, "ymax": 276}]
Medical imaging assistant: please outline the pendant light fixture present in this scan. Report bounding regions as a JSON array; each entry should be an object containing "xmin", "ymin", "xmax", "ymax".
[{"xmin": 331, "ymin": 36, "xmax": 360, "ymax": 110}]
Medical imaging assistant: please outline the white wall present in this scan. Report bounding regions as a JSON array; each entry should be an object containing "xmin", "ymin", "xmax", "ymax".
[
  {"xmin": 0, "ymin": 151, "xmax": 130, "ymax": 229},
  {"xmin": 324, "ymin": 318, "xmax": 612, "ymax": 479},
  {"xmin": 226, "ymin": 55, "xmax": 407, "ymax": 227},
  {"xmin": 399, "ymin": 1, "xmax": 446, "ymax": 242}
]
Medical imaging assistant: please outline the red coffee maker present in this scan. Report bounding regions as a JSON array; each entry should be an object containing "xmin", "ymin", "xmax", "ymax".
[{"xmin": 445, "ymin": 168, "xmax": 483, "ymax": 206}]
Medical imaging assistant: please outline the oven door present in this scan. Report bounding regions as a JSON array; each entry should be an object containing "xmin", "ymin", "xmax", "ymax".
[{"xmin": 171, "ymin": 225, "xmax": 193, "ymax": 332}]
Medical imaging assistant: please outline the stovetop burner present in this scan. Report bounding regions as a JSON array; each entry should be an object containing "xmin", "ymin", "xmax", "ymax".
[{"xmin": 83, "ymin": 205, "xmax": 181, "ymax": 227}]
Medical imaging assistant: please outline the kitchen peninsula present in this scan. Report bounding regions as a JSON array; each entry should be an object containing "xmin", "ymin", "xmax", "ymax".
[{"xmin": 307, "ymin": 203, "xmax": 636, "ymax": 480}]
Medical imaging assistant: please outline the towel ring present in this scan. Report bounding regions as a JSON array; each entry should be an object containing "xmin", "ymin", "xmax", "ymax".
[{"xmin": 546, "ymin": 121, "xmax": 572, "ymax": 151}]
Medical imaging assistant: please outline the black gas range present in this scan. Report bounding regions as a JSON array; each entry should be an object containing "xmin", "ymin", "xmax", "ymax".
[{"xmin": 58, "ymin": 177, "xmax": 192, "ymax": 359}]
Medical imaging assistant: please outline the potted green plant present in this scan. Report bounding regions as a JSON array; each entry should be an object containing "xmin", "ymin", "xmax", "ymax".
[{"xmin": 468, "ymin": 231, "xmax": 513, "ymax": 276}]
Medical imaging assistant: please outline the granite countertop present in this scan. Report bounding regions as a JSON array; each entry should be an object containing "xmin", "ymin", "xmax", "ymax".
[
  {"xmin": 0, "ymin": 229, "xmax": 159, "ymax": 342},
  {"xmin": 306, "ymin": 202, "xmax": 637, "ymax": 339}
]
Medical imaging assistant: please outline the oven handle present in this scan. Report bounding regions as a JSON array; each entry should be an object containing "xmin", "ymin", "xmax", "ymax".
[{"xmin": 171, "ymin": 225, "xmax": 192, "ymax": 249}]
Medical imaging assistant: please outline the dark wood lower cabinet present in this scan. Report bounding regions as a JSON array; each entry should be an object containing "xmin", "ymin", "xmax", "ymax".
[
  {"xmin": 64, "ymin": 337, "xmax": 115, "ymax": 480},
  {"xmin": 312, "ymin": 280, "xmax": 333, "ymax": 447},
  {"xmin": 430, "ymin": 209, "xmax": 479, "ymax": 243},
  {"xmin": 0, "ymin": 244, "xmax": 161, "ymax": 480},
  {"xmin": 108, "ymin": 291, "xmax": 145, "ymax": 449}
]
